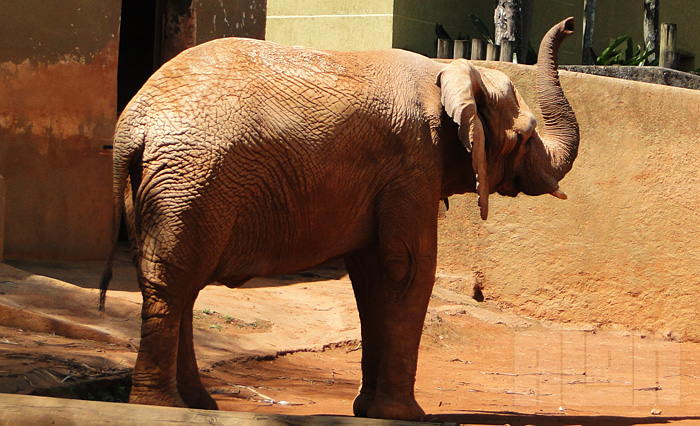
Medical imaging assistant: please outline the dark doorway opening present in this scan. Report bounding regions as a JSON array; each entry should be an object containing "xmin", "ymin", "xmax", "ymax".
[
  {"xmin": 116, "ymin": 0, "xmax": 162, "ymax": 241},
  {"xmin": 117, "ymin": 0, "xmax": 159, "ymax": 114}
]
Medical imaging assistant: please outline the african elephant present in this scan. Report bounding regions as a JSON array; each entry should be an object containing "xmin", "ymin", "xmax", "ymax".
[{"xmin": 100, "ymin": 18, "xmax": 579, "ymax": 421}]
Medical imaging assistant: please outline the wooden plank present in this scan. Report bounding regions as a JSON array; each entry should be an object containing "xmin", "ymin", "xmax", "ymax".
[
  {"xmin": 660, "ymin": 23, "xmax": 679, "ymax": 69},
  {"xmin": 437, "ymin": 39, "xmax": 452, "ymax": 59},
  {"xmin": 453, "ymin": 40, "xmax": 469, "ymax": 59},
  {"xmin": 499, "ymin": 40, "xmax": 515, "ymax": 63},
  {"xmin": 0, "ymin": 394, "xmax": 449, "ymax": 426},
  {"xmin": 486, "ymin": 43, "xmax": 500, "ymax": 61},
  {"xmin": 471, "ymin": 39, "xmax": 486, "ymax": 60}
]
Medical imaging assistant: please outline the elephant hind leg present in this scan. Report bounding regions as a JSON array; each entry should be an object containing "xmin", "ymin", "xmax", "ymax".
[
  {"xmin": 130, "ymin": 259, "xmax": 211, "ymax": 409},
  {"xmin": 176, "ymin": 296, "xmax": 218, "ymax": 409},
  {"xmin": 129, "ymin": 288, "xmax": 187, "ymax": 407}
]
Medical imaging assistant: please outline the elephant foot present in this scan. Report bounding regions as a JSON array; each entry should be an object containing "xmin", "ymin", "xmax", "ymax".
[
  {"xmin": 181, "ymin": 388, "xmax": 219, "ymax": 410},
  {"xmin": 352, "ymin": 391, "xmax": 374, "ymax": 417},
  {"xmin": 129, "ymin": 386, "xmax": 188, "ymax": 408},
  {"xmin": 363, "ymin": 393, "xmax": 425, "ymax": 422}
]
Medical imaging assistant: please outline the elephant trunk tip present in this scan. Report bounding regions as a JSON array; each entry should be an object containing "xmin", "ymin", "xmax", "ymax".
[{"xmin": 562, "ymin": 17, "xmax": 575, "ymax": 34}]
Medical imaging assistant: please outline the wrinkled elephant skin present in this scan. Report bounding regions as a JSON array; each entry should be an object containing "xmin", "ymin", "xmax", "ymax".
[{"xmin": 100, "ymin": 18, "xmax": 580, "ymax": 421}]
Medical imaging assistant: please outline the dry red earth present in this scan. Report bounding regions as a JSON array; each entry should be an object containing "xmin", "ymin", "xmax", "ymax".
[{"xmin": 2, "ymin": 247, "xmax": 700, "ymax": 425}]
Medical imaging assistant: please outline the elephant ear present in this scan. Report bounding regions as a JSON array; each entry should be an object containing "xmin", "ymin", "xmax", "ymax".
[{"xmin": 436, "ymin": 59, "xmax": 489, "ymax": 220}]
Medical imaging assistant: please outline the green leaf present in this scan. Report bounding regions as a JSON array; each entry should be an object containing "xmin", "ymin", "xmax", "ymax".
[
  {"xmin": 469, "ymin": 14, "xmax": 493, "ymax": 44},
  {"xmin": 596, "ymin": 35, "xmax": 631, "ymax": 65},
  {"xmin": 624, "ymin": 37, "xmax": 634, "ymax": 62}
]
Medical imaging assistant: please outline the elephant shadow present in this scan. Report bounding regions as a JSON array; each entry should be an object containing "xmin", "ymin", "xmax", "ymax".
[
  {"xmin": 237, "ymin": 259, "xmax": 349, "ymax": 289},
  {"xmin": 427, "ymin": 412, "xmax": 700, "ymax": 426},
  {"xmin": 4, "ymin": 243, "xmax": 348, "ymax": 292}
]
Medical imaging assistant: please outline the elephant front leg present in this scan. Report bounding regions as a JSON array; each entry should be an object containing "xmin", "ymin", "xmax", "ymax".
[
  {"xmin": 130, "ymin": 286, "xmax": 187, "ymax": 407},
  {"xmin": 345, "ymin": 247, "xmax": 384, "ymax": 417},
  {"xmin": 346, "ymin": 194, "xmax": 439, "ymax": 421},
  {"xmin": 176, "ymin": 296, "xmax": 218, "ymax": 409}
]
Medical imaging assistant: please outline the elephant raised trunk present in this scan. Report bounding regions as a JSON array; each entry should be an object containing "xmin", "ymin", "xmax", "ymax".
[{"xmin": 536, "ymin": 17, "xmax": 580, "ymax": 189}]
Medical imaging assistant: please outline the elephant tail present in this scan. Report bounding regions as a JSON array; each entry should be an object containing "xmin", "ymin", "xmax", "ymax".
[{"xmin": 99, "ymin": 127, "xmax": 144, "ymax": 312}]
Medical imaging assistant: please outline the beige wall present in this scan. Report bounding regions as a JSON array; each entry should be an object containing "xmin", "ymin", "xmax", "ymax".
[{"xmin": 437, "ymin": 61, "xmax": 700, "ymax": 341}]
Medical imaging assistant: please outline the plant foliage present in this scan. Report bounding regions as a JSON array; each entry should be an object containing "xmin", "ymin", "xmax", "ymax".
[
  {"xmin": 469, "ymin": 14, "xmax": 494, "ymax": 44},
  {"xmin": 593, "ymin": 35, "xmax": 658, "ymax": 66}
]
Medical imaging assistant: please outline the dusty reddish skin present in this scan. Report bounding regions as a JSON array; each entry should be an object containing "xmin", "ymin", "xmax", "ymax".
[{"xmin": 101, "ymin": 18, "xmax": 579, "ymax": 421}]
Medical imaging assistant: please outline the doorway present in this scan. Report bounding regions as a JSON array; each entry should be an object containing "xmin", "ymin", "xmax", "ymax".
[{"xmin": 117, "ymin": 0, "xmax": 161, "ymax": 114}]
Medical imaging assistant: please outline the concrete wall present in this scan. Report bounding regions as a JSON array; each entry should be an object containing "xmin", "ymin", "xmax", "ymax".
[
  {"xmin": 437, "ymin": 62, "xmax": 700, "ymax": 341},
  {"xmin": 0, "ymin": 0, "xmax": 267, "ymax": 261},
  {"xmin": 0, "ymin": 176, "xmax": 4, "ymax": 262},
  {"xmin": 593, "ymin": 0, "xmax": 697, "ymax": 69},
  {"xmin": 194, "ymin": 0, "xmax": 266, "ymax": 43},
  {"xmin": 0, "ymin": 1, "xmax": 120, "ymax": 260}
]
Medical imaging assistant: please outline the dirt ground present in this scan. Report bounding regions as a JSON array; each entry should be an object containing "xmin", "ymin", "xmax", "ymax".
[{"xmin": 2, "ymin": 246, "xmax": 700, "ymax": 425}]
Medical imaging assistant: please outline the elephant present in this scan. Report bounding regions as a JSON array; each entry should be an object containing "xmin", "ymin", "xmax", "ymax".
[{"xmin": 99, "ymin": 18, "xmax": 579, "ymax": 421}]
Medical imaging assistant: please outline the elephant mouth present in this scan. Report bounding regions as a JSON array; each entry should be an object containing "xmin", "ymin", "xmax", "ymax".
[{"xmin": 495, "ymin": 175, "xmax": 522, "ymax": 198}]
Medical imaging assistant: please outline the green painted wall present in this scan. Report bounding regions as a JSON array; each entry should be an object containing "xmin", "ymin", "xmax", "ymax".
[
  {"xmin": 528, "ymin": 0, "xmax": 698, "ymax": 67},
  {"xmin": 592, "ymin": 0, "xmax": 697, "ymax": 68},
  {"xmin": 266, "ymin": 0, "xmax": 698, "ymax": 68},
  {"xmin": 266, "ymin": 0, "xmax": 393, "ymax": 51},
  {"xmin": 393, "ymin": 0, "xmax": 494, "ymax": 57}
]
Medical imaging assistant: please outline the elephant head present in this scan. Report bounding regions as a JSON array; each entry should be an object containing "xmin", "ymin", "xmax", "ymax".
[{"xmin": 437, "ymin": 18, "xmax": 579, "ymax": 219}]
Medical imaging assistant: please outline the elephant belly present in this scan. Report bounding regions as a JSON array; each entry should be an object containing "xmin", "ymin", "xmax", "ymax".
[{"xmin": 218, "ymin": 204, "xmax": 376, "ymax": 279}]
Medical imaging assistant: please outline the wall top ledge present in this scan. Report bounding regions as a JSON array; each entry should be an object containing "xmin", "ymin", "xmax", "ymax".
[{"xmin": 560, "ymin": 65, "xmax": 700, "ymax": 91}]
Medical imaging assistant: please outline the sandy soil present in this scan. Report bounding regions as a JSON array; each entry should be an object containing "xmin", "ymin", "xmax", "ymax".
[{"xmin": 2, "ymin": 246, "xmax": 700, "ymax": 425}]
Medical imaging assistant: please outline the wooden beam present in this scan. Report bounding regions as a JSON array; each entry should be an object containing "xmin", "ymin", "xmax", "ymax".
[
  {"xmin": 0, "ymin": 394, "xmax": 446, "ymax": 426},
  {"xmin": 660, "ymin": 23, "xmax": 679, "ymax": 69},
  {"xmin": 453, "ymin": 40, "xmax": 469, "ymax": 59},
  {"xmin": 499, "ymin": 40, "xmax": 515, "ymax": 62},
  {"xmin": 643, "ymin": 0, "xmax": 659, "ymax": 64},
  {"xmin": 437, "ymin": 39, "xmax": 452, "ymax": 59},
  {"xmin": 494, "ymin": 0, "xmax": 523, "ymax": 62},
  {"xmin": 486, "ymin": 43, "xmax": 500, "ymax": 61},
  {"xmin": 471, "ymin": 39, "xmax": 486, "ymax": 60},
  {"xmin": 582, "ymin": 0, "xmax": 596, "ymax": 65}
]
